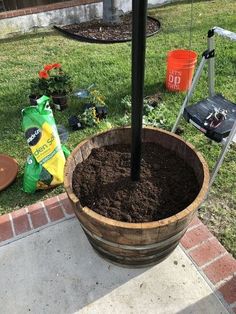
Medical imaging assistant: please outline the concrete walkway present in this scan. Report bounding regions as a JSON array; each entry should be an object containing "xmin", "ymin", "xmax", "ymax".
[{"xmin": 0, "ymin": 217, "xmax": 231, "ymax": 314}]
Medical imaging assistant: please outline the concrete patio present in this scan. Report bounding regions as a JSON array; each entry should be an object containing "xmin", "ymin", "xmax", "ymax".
[{"xmin": 0, "ymin": 211, "xmax": 234, "ymax": 314}]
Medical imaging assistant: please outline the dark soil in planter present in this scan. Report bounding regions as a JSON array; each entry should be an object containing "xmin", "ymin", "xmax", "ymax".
[
  {"xmin": 72, "ymin": 143, "xmax": 200, "ymax": 223},
  {"xmin": 60, "ymin": 13, "xmax": 160, "ymax": 42}
]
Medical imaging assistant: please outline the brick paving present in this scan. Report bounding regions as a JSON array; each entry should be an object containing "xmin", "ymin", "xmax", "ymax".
[{"xmin": 181, "ymin": 216, "xmax": 236, "ymax": 313}]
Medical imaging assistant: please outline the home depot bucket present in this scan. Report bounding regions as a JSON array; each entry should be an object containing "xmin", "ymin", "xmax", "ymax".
[{"xmin": 165, "ymin": 49, "xmax": 198, "ymax": 92}]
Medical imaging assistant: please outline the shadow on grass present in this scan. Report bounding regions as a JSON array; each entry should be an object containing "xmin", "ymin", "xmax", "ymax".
[{"xmin": 0, "ymin": 30, "xmax": 59, "ymax": 44}]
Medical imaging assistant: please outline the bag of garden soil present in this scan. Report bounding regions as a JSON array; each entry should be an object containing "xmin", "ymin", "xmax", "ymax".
[{"xmin": 22, "ymin": 95, "xmax": 70, "ymax": 193}]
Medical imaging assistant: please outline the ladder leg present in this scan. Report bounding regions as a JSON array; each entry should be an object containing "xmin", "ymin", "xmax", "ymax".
[
  {"xmin": 209, "ymin": 120, "xmax": 236, "ymax": 187},
  {"xmin": 172, "ymin": 95, "xmax": 190, "ymax": 133},
  {"xmin": 208, "ymin": 31, "xmax": 215, "ymax": 97},
  {"xmin": 172, "ymin": 57, "xmax": 207, "ymax": 133}
]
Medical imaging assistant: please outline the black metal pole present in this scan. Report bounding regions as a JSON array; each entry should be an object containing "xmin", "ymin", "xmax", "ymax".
[{"xmin": 131, "ymin": 0, "xmax": 148, "ymax": 181}]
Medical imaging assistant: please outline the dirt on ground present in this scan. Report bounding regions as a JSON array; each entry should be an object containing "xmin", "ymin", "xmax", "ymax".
[
  {"xmin": 72, "ymin": 143, "xmax": 200, "ymax": 223},
  {"xmin": 62, "ymin": 13, "xmax": 160, "ymax": 42}
]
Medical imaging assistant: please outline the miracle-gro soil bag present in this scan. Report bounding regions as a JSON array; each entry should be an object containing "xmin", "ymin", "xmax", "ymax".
[{"xmin": 22, "ymin": 96, "xmax": 69, "ymax": 193}]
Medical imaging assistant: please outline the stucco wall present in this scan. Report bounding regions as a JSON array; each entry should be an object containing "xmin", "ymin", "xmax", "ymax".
[
  {"xmin": 0, "ymin": 3, "xmax": 103, "ymax": 39},
  {"xmin": 117, "ymin": 0, "xmax": 174, "ymax": 13}
]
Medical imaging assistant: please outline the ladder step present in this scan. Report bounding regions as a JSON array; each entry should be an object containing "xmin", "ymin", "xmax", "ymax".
[{"xmin": 184, "ymin": 94, "xmax": 236, "ymax": 142}]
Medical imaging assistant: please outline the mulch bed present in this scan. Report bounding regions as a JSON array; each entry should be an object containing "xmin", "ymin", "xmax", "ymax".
[
  {"xmin": 61, "ymin": 13, "xmax": 160, "ymax": 42},
  {"xmin": 72, "ymin": 143, "xmax": 200, "ymax": 223}
]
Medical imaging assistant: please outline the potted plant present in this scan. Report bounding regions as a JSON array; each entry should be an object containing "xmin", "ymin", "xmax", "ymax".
[
  {"xmin": 63, "ymin": 1, "xmax": 209, "ymax": 268},
  {"xmin": 80, "ymin": 107, "xmax": 100, "ymax": 128},
  {"xmin": 64, "ymin": 127, "xmax": 209, "ymax": 267},
  {"xmin": 29, "ymin": 63, "xmax": 73, "ymax": 110},
  {"xmin": 82, "ymin": 88, "xmax": 108, "ymax": 120},
  {"xmin": 29, "ymin": 77, "xmax": 48, "ymax": 105}
]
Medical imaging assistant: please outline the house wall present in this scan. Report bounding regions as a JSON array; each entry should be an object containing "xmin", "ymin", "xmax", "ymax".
[
  {"xmin": 118, "ymin": 0, "xmax": 174, "ymax": 12},
  {"xmin": 0, "ymin": 0, "xmax": 176, "ymax": 39},
  {"xmin": 4, "ymin": 0, "xmax": 70, "ymax": 11}
]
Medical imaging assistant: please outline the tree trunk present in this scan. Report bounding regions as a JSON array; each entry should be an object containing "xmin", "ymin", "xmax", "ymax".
[{"xmin": 103, "ymin": 0, "xmax": 120, "ymax": 24}]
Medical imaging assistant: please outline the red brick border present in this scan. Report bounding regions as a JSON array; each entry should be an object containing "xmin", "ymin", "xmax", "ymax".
[
  {"xmin": 0, "ymin": 196, "xmax": 235, "ymax": 313},
  {"xmin": 180, "ymin": 216, "xmax": 236, "ymax": 313},
  {"xmin": 0, "ymin": 0, "xmax": 101, "ymax": 20},
  {"xmin": 0, "ymin": 193, "xmax": 74, "ymax": 245}
]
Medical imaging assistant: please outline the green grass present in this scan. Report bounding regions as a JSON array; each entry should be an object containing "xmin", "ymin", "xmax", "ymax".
[{"xmin": 0, "ymin": 0, "xmax": 235, "ymax": 256}]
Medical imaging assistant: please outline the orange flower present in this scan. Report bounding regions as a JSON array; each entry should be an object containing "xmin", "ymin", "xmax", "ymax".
[
  {"xmin": 52, "ymin": 63, "xmax": 61, "ymax": 69},
  {"xmin": 44, "ymin": 64, "xmax": 53, "ymax": 71},
  {"xmin": 39, "ymin": 70, "xmax": 49, "ymax": 79}
]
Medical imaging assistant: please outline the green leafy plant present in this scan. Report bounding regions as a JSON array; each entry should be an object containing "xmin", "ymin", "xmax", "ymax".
[
  {"xmin": 120, "ymin": 95, "xmax": 175, "ymax": 130},
  {"xmin": 121, "ymin": 95, "xmax": 155, "ymax": 115},
  {"xmin": 79, "ymin": 107, "xmax": 100, "ymax": 128},
  {"xmin": 121, "ymin": 95, "xmax": 132, "ymax": 111},
  {"xmin": 142, "ymin": 103, "xmax": 174, "ymax": 129},
  {"xmin": 30, "ymin": 63, "xmax": 72, "ymax": 97},
  {"xmin": 30, "ymin": 77, "xmax": 48, "ymax": 97},
  {"xmin": 89, "ymin": 89, "xmax": 106, "ymax": 107}
]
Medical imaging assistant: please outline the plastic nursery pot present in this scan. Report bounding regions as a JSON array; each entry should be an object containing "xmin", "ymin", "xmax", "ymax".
[
  {"xmin": 64, "ymin": 127, "xmax": 209, "ymax": 268},
  {"xmin": 29, "ymin": 95, "xmax": 40, "ymax": 106},
  {"xmin": 52, "ymin": 95, "xmax": 68, "ymax": 111}
]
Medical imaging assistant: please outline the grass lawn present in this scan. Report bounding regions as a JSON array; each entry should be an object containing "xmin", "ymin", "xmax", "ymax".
[{"xmin": 0, "ymin": 0, "xmax": 235, "ymax": 256}]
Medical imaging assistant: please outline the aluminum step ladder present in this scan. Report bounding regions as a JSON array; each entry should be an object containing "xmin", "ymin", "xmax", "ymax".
[{"xmin": 172, "ymin": 27, "xmax": 236, "ymax": 188}]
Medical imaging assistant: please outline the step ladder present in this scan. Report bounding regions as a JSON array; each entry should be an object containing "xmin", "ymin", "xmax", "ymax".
[{"xmin": 172, "ymin": 27, "xmax": 236, "ymax": 188}]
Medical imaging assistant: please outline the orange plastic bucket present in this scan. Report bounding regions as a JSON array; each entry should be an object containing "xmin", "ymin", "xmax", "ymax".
[{"xmin": 165, "ymin": 49, "xmax": 198, "ymax": 92}]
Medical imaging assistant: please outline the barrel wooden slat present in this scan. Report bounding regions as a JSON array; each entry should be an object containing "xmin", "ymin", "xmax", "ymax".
[
  {"xmin": 91, "ymin": 241, "xmax": 179, "ymax": 267},
  {"xmin": 64, "ymin": 154, "xmax": 76, "ymax": 189},
  {"xmin": 80, "ymin": 139, "xmax": 93, "ymax": 161},
  {"xmin": 73, "ymin": 148, "xmax": 83, "ymax": 165},
  {"xmin": 64, "ymin": 127, "xmax": 209, "ymax": 267},
  {"xmin": 86, "ymin": 234, "xmax": 181, "ymax": 258},
  {"xmin": 74, "ymin": 205, "xmax": 193, "ymax": 244}
]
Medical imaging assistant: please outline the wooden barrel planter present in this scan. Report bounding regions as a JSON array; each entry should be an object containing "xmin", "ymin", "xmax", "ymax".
[{"xmin": 64, "ymin": 127, "xmax": 209, "ymax": 267}]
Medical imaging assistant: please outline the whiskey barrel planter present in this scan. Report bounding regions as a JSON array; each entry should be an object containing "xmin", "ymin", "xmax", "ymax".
[{"xmin": 64, "ymin": 127, "xmax": 209, "ymax": 267}]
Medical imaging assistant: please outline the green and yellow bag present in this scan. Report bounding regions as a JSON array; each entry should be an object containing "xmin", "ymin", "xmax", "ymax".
[{"xmin": 22, "ymin": 96, "xmax": 70, "ymax": 193}]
